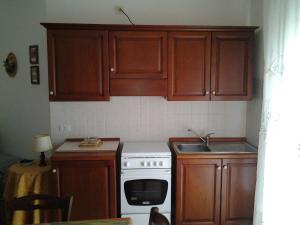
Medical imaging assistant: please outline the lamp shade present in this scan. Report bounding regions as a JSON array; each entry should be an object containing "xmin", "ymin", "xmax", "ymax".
[{"xmin": 33, "ymin": 134, "xmax": 53, "ymax": 153}]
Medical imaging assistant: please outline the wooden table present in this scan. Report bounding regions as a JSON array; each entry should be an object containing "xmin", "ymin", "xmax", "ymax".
[{"xmin": 32, "ymin": 218, "xmax": 132, "ymax": 225}]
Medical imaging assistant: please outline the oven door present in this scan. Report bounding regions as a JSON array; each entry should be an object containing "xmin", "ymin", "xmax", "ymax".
[{"xmin": 120, "ymin": 169, "xmax": 171, "ymax": 214}]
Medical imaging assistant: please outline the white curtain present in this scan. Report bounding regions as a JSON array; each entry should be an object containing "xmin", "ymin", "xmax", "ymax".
[{"xmin": 254, "ymin": 0, "xmax": 300, "ymax": 225}]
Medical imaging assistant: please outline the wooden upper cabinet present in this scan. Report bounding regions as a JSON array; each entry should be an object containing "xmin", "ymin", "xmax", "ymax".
[
  {"xmin": 211, "ymin": 32, "xmax": 253, "ymax": 100},
  {"xmin": 47, "ymin": 30, "xmax": 109, "ymax": 101},
  {"xmin": 221, "ymin": 158, "xmax": 257, "ymax": 225},
  {"xmin": 176, "ymin": 159, "xmax": 221, "ymax": 225},
  {"xmin": 168, "ymin": 32, "xmax": 211, "ymax": 100},
  {"xmin": 42, "ymin": 24, "xmax": 257, "ymax": 100},
  {"xmin": 109, "ymin": 31, "xmax": 167, "ymax": 79},
  {"xmin": 109, "ymin": 31, "xmax": 168, "ymax": 96}
]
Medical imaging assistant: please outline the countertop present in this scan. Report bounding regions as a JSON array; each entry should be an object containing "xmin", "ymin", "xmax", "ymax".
[
  {"xmin": 51, "ymin": 138, "xmax": 120, "ymax": 161},
  {"xmin": 55, "ymin": 141, "xmax": 120, "ymax": 152}
]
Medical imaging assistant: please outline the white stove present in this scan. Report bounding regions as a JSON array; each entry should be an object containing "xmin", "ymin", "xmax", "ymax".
[
  {"xmin": 120, "ymin": 142, "xmax": 172, "ymax": 225},
  {"xmin": 121, "ymin": 142, "xmax": 171, "ymax": 169}
]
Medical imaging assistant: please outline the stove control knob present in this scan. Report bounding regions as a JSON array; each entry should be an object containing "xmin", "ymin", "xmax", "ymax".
[
  {"xmin": 159, "ymin": 161, "xmax": 164, "ymax": 167},
  {"xmin": 147, "ymin": 161, "xmax": 151, "ymax": 167},
  {"xmin": 124, "ymin": 161, "xmax": 130, "ymax": 167},
  {"xmin": 141, "ymin": 161, "xmax": 145, "ymax": 167},
  {"xmin": 153, "ymin": 161, "xmax": 157, "ymax": 167}
]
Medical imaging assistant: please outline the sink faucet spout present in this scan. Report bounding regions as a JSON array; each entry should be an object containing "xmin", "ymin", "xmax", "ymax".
[
  {"xmin": 187, "ymin": 129, "xmax": 206, "ymax": 144},
  {"xmin": 187, "ymin": 129, "xmax": 214, "ymax": 146}
]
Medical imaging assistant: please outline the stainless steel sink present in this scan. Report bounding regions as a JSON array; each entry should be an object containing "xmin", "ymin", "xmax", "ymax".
[
  {"xmin": 174, "ymin": 143, "xmax": 211, "ymax": 153},
  {"xmin": 173, "ymin": 142, "xmax": 257, "ymax": 154}
]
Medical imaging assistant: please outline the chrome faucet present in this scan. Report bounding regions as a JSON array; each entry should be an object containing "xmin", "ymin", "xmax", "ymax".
[
  {"xmin": 204, "ymin": 132, "xmax": 215, "ymax": 146},
  {"xmin": 187, "ymin": 129, "xmax": 214, "ymax": 146}
]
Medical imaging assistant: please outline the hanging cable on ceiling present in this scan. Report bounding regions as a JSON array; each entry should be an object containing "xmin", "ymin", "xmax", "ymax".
[{"xmin": 118, "ymin": 7, "xmax": 135, "ymax": 25}]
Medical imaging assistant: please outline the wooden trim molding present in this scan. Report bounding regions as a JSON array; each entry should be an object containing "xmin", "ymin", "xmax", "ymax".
[{"xmin": 41, "ymin": 23, "xmax": 258, "ymax": 32}]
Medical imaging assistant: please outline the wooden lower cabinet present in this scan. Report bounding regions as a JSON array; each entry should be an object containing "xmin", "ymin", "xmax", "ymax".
[
  {"xmin": 176, "ymin": 159, "xmax": 221, "ymax": 225},
  {"xmin": 175, "ymin": 157, "xmax": 257, "ymax": 225},
  {"xmin": 51, "ymin": 155, "xmax": 117, "ymax": 221},
  {"xmin": 221, "ymin": 159, "xmax": 257, "ymax": 225}
]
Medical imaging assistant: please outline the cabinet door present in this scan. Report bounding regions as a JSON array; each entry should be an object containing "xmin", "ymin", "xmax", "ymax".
[
  {"xmin": 211, "ymin": 32, "xmax": 253, "ymax": 100},
  {"xmin": 176, "ymin": 159, "xmax": 222, "ymax": 225},
  {"xmin": 168, "ymin": 32, "xmax": 211, "ymax": 100},
  {"xmin": 52, "ymin": 160, "xmax": 116, "ymax": 221},
  {"xmin": 47, "ymin": 30, "xmax": 109, "ymax": 101},
  {"xmin": 109, "ymin": 31, "xmax": 167, "ymax": 96},
  {"xmin": 109, "ymin": 31, "xmax": 167, "ymax": 79},
  {"xmin": 221, "ymin": 158, "xmax": 257, "ymax": 225}
]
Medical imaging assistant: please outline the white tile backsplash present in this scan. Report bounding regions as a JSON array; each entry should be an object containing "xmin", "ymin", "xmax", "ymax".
[{"xmin": 50, "ymin": 97, "xmax": 247, "ymax": 145}]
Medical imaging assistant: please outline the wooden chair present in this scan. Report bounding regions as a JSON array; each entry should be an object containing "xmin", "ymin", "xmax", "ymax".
[
  {"xmin": 4, "ymin": 194, "xmax": 73, "ymax": 225},
  {"xmin": 148, "ymin": 207, "xmax": 170, "ymax": 225}
]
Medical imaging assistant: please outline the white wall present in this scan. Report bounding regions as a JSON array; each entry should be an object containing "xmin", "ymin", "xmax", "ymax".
[
  {"xmin": 246, "ymin": 0, "xmax": 264, "ymax": 146},
  {"xmin": 0, "ymin": 0, "xmax": 50, "ymax": 158},
  {"xmin": 46, "ymin": 0, "xmax": 252, "ymax": 25},
  {"xmin": 46, "ymin": 0, "xmax": 253, "ymax": 146}
]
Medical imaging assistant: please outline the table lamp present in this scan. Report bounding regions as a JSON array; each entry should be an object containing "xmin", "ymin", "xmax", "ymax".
[{"xmin": 33, "ymin": 134, "xmax": 53, "ymax": 166}]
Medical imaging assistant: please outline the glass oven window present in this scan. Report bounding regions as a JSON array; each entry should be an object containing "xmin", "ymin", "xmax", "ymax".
[{"xmin": 124, "ymin": 179, "xmax": 168, "ymax": 205}]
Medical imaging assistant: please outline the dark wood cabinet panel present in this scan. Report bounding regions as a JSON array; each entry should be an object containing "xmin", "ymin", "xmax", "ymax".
[
  {"xmin": 51, "ymin": 158, "xmax": 116, "ymax": 221},
  {"xmin": 221, "ymin": 158, "xmax": 257, "ymax": 225},
  {"xmin": 109, "ymin": 31, "xmax": 167, "ymax": 96},
  {"xmin": 211, "ymin": 32, "xmax": 253, "ymax": 100},
  {"xmin": 176, "ymin": 159, "xmax": 221, "ymax": 225},
  {"xmin": 110, "ymin": 79, "xmax": 167, "ymax": 96},
  {"xmin": 168, "ymin": 32, "xmax": 211, "ymax": 100},
  {"xmin": 47, "ymin": 30, "xmax": 109, "ymax": 101},
  {"xmin": 109, "ymin": 31, "xmax": 167, "ymax": 79}
]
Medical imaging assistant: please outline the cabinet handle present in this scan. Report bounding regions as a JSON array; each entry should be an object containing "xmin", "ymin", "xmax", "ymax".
[
  {"xmin": 212, "ymin": 91, "xmax": 216, "ymax": 95},
  {"xmin": 110, "ymin": 68, "xmax": 115, "ymax": 72},
  {"xmin": 206, "ymin": 91, "xmax": 210, "ymax": 95},
  {"xmin": 223, "ymin": 165, "xmax": 228, "ymax": 170},
  {"xmin": 217, "ymin": 166, "xmax": 221, "ymax": 170},
  {"xmin": 50, "ymin": 91, "xmax": 54, "ymax": 96},
  {"xmin": 52, "ymin": 169, "xmax": 57, "ymax": 173}
]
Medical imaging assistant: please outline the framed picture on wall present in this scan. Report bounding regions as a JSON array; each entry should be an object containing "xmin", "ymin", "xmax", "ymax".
[
  {"xmin": 29, "ymin": 45, "xmax": 39, "ymax": 64},
  {"xmin": 30, "ymin": 66, "xmax": 40, "ymax": 84}
]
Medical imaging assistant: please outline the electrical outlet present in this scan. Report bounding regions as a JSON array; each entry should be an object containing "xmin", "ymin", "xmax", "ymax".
[
  {"xmin": 58, "ymin": 125, "xmax": 72, "ymax": 132},
  {"xmin": 114, "ymin": 6, "xmax": 124, "ymax": 14},
  {"xmin": 59, "ymin": 125, "xmax": 64, "ymax": 132}
]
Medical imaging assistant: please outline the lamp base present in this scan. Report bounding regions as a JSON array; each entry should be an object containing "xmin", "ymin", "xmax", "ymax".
[{"xmin": 39, "ymin": 152, "xmax": 47, "ymax": 167}]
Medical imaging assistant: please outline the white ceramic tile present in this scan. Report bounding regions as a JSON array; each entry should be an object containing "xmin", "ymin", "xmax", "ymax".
[
  {"xmin": 191, "ymin": 101, "xmax": 209, "ymax": 114},
  {"xmin": 208, "ymin": 114, "xmax": 225, "ymax": 136},
  {"xmin": 190, "ymin": 114, "xmax": 209, "ymax": 136},
  {"xmin": 50, "ymin": 97, "xmax": 247, "ymax": 144},
  {"xmin": 225, "ymin": 101, "xmax": 247, "ymax": 116},
  {"xmin": 166, "ymin": 101, "xmax": 191, "ymax": 114},
  {"xmin": 224, "ymin": 109, "xmax": 247, "ymax": 137},
  {"xmin": 165, "ymin": 114, "xmax": 192, "ymax": 137},
  {"xmin": 208, "ymin": 101, "xmax": 225, "ymax": 115}
]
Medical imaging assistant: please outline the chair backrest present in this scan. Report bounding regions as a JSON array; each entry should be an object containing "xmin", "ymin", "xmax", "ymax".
[
  {"xmin": 0, "ymin": 198, "xmax": 7, "ymax": 225},
  {"xmin": 5, "ymin": 194, "xmax": 73, "ymax": 225},
  {"xmin": 148, "ymin": 207, "xmax": 170, "ymax": 225}
]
